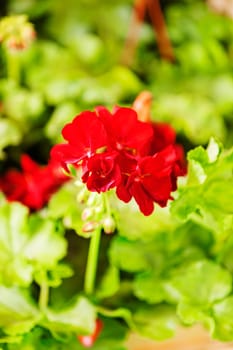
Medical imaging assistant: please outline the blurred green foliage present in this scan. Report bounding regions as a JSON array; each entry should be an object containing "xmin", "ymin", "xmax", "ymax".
[
  {"xmin": 0, "ymin": 0, "xmax": 232, "ymax": 162},
  {"xmin": 0, "ymin": 0, "xmax": 233, "ymax": 348}
]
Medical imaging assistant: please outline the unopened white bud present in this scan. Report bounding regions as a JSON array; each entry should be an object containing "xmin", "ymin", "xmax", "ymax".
[
  {"xmin": 81, "ymin": 207, "xmax": 94, "ymax": 221},
  {"xmin": 82, "ymin": 221, "xmax": 99, "ymax": 233},
  {"xmin": 102, "ymin": 216, "xmax": 116, "ymax": 234}
]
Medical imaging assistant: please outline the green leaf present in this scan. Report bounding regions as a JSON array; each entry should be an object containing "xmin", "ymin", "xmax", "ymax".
[
  {"xmin": 4, "ymin": 88, "xmax": 44, "ymax": 124},
  {"xmin": 47, "ymin": 183, "xmax": 83, "ymax": 232},
  {"xmin": 133, "ymin": 305, "xmax": 178, "ymax": 340},
  {"xmin": 44, "ymin": 296, "xmax": 96, "ymax": 335},
  {"xmin": 133, "ymin": 273, "xmax": 167, "ymax": 304},
  {"xmin": 34, "ymin": 264, "xmax": 73, "ymax": 288},
  {"xmin": 0, "ymin": 119, "xmax": 22, "ymax": 158},
  {"xmin": 97, "ymin": 265, "xmax": 120, "ymax": 299},
  {"xmin": 45, "ymin": 102, "xmax": 79, "ymax": 142},
  {"xmin": 153, "ymin": 94, "xmax": 225, "ymax": 144},
  {"xmin": 113, "ymin": 198, "xmax": 173, "ymax": 241},
  {"xmin": 0, "ymin": 201, "xmax": 67, "ymax": 286},
  {"xmin": 177, "ymin": 301, "xmax": 215, "ymax": 331},
  {"xmin": 109, "ymin": 237, "xmax": 150, "ymax": 273},
  {"xmin": 0, "ymin": 202, "xmax": 33, "ymax": 286},
  {"xmin": 213, "ymin": 296, "xmax": 233, "ymax": 341},
  {"xmin": 25, "ymin": 216, "xmax": 67, "ymax": 269},
  {"xmin": 170, "ymin": 260, "xmax": 232, "ymax": 305},
  {"xmin": 171, "ymin": 143, "xmax": 233, "ymax": 236},
  {"xmin": 0, "ymin": 286, "xmax": 39, "ymax": 336}
]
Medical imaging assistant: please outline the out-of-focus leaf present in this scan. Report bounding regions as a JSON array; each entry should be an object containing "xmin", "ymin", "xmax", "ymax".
[
  {"xmin": 44, "ymin": 296, "xmax": 96, "ymax": 335},
  {"xmin": 97, "ymin": 265, "xmax": 120, "ymax": 299},
  {"xmin": 4, "ymin": 88, "xmax": 44, "ymax": 125},
  {"xmin": 113, "ymin": 198, "xmax": 173, "ymax": 241},
  {"xmin": 170, "ymin": 260, "xmax": 232, "ymax": 305},
  {"xmin": 213, "ymin": 296, "xmax": 233, "ymax": 341},
  {"xmin": 133, "ymin": 305, "xmax": 178, "ymax": 340},
  {"xmin": 45, "ymin": 102, "xmax": 79, "ymax": 142},
  {"xmin": 171, "ymin": 141, "xmax": 233, "ymax": 236},
  {"xmin": 153, "ymin": 94, "xmax": 225, "ymax": 144},
  {"xmin": 0, "ymin": 119, "xmax": 22, "ymax": 158},
  {"xmin": 0, "ymin": 200, "xmax": 67, "ymax": 286},
  {"xmin": 133, "ymin": 273, "xmax": 168, "ymax": 304},
  {"xmin": 109, "ymin": 237, "xmax": 150, "ymax": 273},
  {"xmin": 0, "ymin": 286, "xmax": 39, "ymax": 336}
]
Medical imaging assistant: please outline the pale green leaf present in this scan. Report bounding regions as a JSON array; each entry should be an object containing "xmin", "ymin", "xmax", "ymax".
[
  {"xmin": 213, "ymin": 296, "xmax": 233, "ymax": 341},
  {"xmin": 133, "ymin": 305, "xmax": 178, "ymax": 341},
  {"xmin": 0, "ymin": 286, "xmax": 39, "ymax": 336},
  {"xmin": 97, "ymin": 265, "xmax": 120, "ymax": 299},
  {"xmin": 44, "ymin": 296, "xmax": 96, "ymax": 335},
  {"xmin": 0, "ymin": 201, "xmax": 67, "ymax": 286},
  {"xmin": 170, "ymin": 260, "xmax": 232, "ymax": 305}
]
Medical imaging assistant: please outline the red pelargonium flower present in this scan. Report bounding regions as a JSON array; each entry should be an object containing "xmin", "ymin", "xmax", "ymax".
[
  {"xmin": 51, "ymin": 106, "xmax": 186, "ymax": 216},
  {"xmin": 0, "ymin": 154, "xmax": 69, "ymax": 210}
]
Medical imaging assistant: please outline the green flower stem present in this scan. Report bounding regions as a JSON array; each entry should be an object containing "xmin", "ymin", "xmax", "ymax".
[
  {"xmin": 84, "ymin": 226, "xmax": 102, "ymax": 295},
  {"xmin": 5, "ymin": 48, "xmax": 21, "ymax": 83},
  {"xmin": 39, "ymin": 280, "xmax": 49, "ymax": 312},
  {"xmin": 103, "ymin": 192, "xmax": 111, "ymax": 215}
]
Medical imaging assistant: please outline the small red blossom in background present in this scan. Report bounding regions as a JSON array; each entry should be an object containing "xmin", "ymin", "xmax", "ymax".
[
  {"xmin": 77, "ymin": 319, "xmax": 103, "ymax": 347},
  {"xmin": 0, "ymin": 154, "xmax": 69, "ymax": 210},
  {"xmin": 51, "ymin": 99, "xmax": 186, "ymax": 216}
]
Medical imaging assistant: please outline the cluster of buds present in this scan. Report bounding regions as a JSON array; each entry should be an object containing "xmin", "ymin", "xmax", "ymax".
[
  {"xmin": 76, "ymin": 181, "xmax": 116, "ymax": 235},
  {"xmin": 0, "ymin": 15, "xmax": 36, "ymax": 51}
]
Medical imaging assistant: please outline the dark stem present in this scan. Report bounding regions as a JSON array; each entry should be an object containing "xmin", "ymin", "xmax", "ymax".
[
  {"xmin": 120, "ymin": 0, "xmax": 147, "ymax": 66},
  {"xmin": 147, "ymin": 0, "xmax": 175, "ymax": 62}
]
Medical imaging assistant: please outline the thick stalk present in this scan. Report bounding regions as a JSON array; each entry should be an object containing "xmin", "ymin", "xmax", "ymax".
[{"xmin": 84, "ymin": 226, "xmax": 102, "ymax": 295}]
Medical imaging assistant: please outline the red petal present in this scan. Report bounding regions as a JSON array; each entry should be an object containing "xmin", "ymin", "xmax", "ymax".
[
  {"xmin": 131, "ymin": 182, "xmax": 154, "ymax": 216},
  {"xmin": 62, "ymin": 111, "xmax": 108, "ymax": 154}
]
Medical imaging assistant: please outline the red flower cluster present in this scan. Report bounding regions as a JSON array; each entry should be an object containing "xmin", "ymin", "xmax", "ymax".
[
  {"xmin": 51, "ymin": 107, "xmax": 186, "ymax": 216},
  {"xmin": 0, "ymin": 154, "xmax": 68, "ymax": 210}
]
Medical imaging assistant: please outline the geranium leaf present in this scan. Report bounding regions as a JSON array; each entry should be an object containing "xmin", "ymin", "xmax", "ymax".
[
  {"xmin": 44, "ymin": 296, "xmax": 96, "ymax": 335},
  {"xmin": 109, "ymin": 237, "xmax": 150, "ymax": 273},
  {"xmin": 97, "ymin": 265, "xmax": 120, "ymax": 299},
  {"xmin": 0, "ymin": 286, "xmax": 40, "ymax": 337},
  {"xmin": 171, "ymin": 142, "xmax": 233, "ymax": 236},
  {"xmin": 0, "ymin": 200, "xmax": 67, "ymax": 286},
  {"xmin": 133, "ymin": 305, "xmax": 178, "ymax": 340},
  {"xmin": 133, "ymin": 273, "xmax": 168, "ymax": 304},
  {"xmin": 170, "ymin": 260, "xmax": 232, "ymax": 305},
  {"xmin": 213, "ymin": 296, "xmax": 233, "ymax": 341},
  {"xmin": 25, "ymin": 215, "xmax": 67, "ymax": 269},
  {"xmin": 177, "ymin": 301, "xmax": 215, "ymax": 332},
  {"xmin": 0, "ymin": 119, "xmax": 22, "ymax": 158}
]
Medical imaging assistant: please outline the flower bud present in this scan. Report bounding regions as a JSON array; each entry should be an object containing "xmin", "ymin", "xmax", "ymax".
[
  {"xmin": 76, "ymin": 187, "xmax": 88, "ymax": 203},
  {"xmin": 0, "ymin": 15, "xmax": 35, "ymax": 51},
  {"xmin": 132, "ymin": 91, "xmax": 153, "ymax": 123},
  {"xmin": 82, "ymin": 221, "xmax": 99, "ymax": 233},
  {"xmin": 81, "ymin": 207, "xmax": 94, "ymax": 221},
  {"xmin": 102, "ymin": 216, "xmax": 116, "ymax": 234},
  {"xmin": 87, "ymin": 192, "xmax": 98, "ymax": 206}
]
